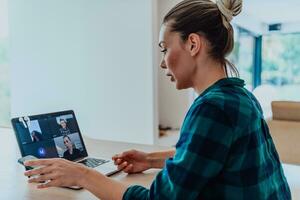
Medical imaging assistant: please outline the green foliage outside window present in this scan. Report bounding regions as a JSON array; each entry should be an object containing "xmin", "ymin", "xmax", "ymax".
[
  {"xmin": 262, "ymin": 34, "xmax": 300, "ymax": 86},
  {"xmin": 228, "ymin": 30, "xmax": 254, "ymax": 90}
]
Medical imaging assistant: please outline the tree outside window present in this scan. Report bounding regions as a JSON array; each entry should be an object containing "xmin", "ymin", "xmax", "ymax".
[{"xmin": 262, "ymin": 33, "xmax": 300, "ymax": 101}]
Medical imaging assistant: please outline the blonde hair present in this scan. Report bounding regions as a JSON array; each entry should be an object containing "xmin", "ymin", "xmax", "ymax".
[
  {"xmin": 215, "ymin": 0, "xmax": 242, "ymax": 28},
  {"xmin": 163, "ymin": 0, "xmax": 243, "ymax": 77}
]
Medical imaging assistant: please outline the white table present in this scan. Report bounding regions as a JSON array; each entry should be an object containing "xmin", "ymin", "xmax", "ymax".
[{"xmin": 1, "ymin": 128, "xmax": 299, "ymax": 199}]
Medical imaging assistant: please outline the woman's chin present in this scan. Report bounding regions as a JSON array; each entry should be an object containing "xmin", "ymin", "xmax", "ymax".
[
  {"xmin": 170, "ymin": 78, "xmax": 187, "ymax": 90},
  {"xmin": 175, "ymin": 81, "xmax": 190, "ymax": 90},
  {"xmin": 175, "ymin": 82, "xmax": 184, "ymax": 90}
]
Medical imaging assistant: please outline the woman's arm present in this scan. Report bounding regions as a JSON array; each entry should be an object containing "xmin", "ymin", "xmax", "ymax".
[
  {"xmin": 25, "ymin": 158, "xmax": 128, "ymax": 200},
  {"xmin": 79, "ymin": 168, "xmax": 128, "ymax": 200},
  {"xmin": 112, "ymin": 149, "xmax": 175, "ymax": 173},
  {"xmin": 147, "ymin": 149, "xmax": 175, "ymax": 168},
  {"xmin": 24, "ymin": 149, "xmax": 176, "ymax": 199}
]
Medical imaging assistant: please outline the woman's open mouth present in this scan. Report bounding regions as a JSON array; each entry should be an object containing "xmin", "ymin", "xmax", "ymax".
[{"xmin": 166, "ymin": 74, "xmax": 175, "ymax": 82}]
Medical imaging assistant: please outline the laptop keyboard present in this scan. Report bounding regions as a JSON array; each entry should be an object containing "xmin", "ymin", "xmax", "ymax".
[{"xmin": 79, "ymin": 158, "xmax": 109, "ymax": 168}]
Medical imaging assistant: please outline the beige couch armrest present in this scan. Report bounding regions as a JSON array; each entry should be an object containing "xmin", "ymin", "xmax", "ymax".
[
  {"xmin": 272, "ymin": 101, "xmax": 300, "ymax": 121},
  {"xmin": 268, "ymin": 120, "xmax": 300, "ymax": 165}
]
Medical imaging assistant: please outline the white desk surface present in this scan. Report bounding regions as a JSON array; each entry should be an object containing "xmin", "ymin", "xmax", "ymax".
[{"xmin": 1, "ymin": 128, "xmax": 300, "ymax": 199}]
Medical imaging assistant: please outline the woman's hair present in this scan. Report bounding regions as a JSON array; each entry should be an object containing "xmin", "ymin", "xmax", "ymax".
[
  {"xmin": 63, "ymin": 135, "xmax": 75, "ymax": 149},
  {"xmin": 163, "ymin": 0, "xmax": 242, "ymax": 77},
  {"xmin": 60, "ymin": 118, "xmax": 67, "ymax": 123},
  {"xmin": 63, "ymin": 135, "xmax": 72, "ymax": 144},
  {"xmin": 63, "ymin": 135, "xmax": 70, "ymax": 140}
]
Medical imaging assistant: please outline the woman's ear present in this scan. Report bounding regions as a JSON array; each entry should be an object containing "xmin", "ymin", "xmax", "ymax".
[{"xmin": 187, "ymin": 33, "xmax": 201, "ymax": 57}]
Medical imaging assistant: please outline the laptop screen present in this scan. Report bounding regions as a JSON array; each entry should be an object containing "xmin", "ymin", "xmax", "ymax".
[{"xmin": 11, "ymin": 110, "xmax": 88, "ymax": 161}]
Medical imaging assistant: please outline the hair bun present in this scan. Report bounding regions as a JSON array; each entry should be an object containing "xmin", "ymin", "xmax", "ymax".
[{"xmin": 216, "ymin": 0, "xmax": 242, "ymax": 23}]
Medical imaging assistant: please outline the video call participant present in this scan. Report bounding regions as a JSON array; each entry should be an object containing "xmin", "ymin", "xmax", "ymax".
[
  {"xmin": 62, "ymin": 135, "xmax": 82, "ymax": 161},
  {"xmin": 59, "ymin": 119, "xmax": 71, "ymax": 135},
  {"xmin": 31, "ymin": 131, "xmax": 43, "ymax": 142}
]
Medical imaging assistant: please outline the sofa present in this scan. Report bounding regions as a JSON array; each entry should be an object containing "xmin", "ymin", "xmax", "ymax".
[{"xmin": 267, "ymin": 101, "xmax": 300, "ymax": 165}]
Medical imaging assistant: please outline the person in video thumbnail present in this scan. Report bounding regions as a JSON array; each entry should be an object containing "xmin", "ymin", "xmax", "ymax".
[
  {"xmin": 63, "ymin": 135, "xmax": 81, "ymax": 161},
  {"xmin": 59, "ymin": 118, "xmax": 71, "ymax": 135},
  {"xmin": 31, "ymin": 130, "xmax": 43, "ymax": 142}
]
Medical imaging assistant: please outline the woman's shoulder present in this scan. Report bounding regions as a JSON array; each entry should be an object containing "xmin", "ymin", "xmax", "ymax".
[
  {"xmin": 63, "ymin": 150, "xmax": 68, "ymax": 156},
  {"xmin": 194, "ymin": 87, "xmax": 238, "ymax": 109},
  {"xmin": 190, "ymin": 86, "xmax": 259, "ymax": 129},
  {"xmin": 195, "ymin": 84, "xmax": 257, "ymax": 111},
  {"xmin": 74, "ymin": 148, "xmax": 81, "ymax": 153}
]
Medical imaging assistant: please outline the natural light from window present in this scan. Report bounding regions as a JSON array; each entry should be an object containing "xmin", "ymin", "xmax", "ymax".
[{"xmin": 262, "ymin": 33, "xmax": 300, "ymax": 101}]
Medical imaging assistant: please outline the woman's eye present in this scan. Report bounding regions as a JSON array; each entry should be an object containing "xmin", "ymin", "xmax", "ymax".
[{"xmin": 160, "ymin": 49, "xmax": 167, "ymax": 54}]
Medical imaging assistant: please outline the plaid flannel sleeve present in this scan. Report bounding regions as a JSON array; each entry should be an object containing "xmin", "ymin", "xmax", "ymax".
[{"xmin": 123, "ymin": 101, "xmax": 234, "ymax": 200}]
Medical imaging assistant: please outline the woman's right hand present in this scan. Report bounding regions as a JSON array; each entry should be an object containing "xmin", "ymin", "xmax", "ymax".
[{"xmin": 112, "ymin": 149, "xmax": 151, "ymax": 174}]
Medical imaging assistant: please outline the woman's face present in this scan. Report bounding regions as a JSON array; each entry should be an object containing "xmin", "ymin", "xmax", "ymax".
[
  {"xmin": 63, "ymin": 137, "xmax": 72, "ymax": 150},
  {"xmin": 159, "ymin": 24, "xmax": 196, "ymax": 90},
  {"xmin": 60, "ymin": 121, "xmax": 67, "ymax": 129}
]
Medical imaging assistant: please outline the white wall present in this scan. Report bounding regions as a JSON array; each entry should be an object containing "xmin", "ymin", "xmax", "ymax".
[
  {"xmin": 157, "ymin": 0, "xmax": 192, "ymax": 129},
  {"xmin": 9, "ymin": 0, "xmax": 157, "ymax": 144},
  {"xmin": 0, "ymin": 0, "xmax": 9, "ymax": 38}
]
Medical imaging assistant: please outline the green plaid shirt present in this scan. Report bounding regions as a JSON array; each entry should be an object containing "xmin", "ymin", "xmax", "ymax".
[{"xmin": 123, "ymin": 78, "xmax": 291, "ymax": 200}]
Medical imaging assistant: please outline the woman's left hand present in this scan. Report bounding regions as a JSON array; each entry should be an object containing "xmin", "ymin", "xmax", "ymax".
[{"xmin": 24, "ymin": 158, "xmax": 89, "ymax": 189}]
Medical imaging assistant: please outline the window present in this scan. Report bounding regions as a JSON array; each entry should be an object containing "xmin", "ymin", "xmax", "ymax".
[
  {"xmin": 230, "ymin": 26, "xmax": 300, "ymax": 117},
  {"xmin": 261, "ymin": 33, "xmax": 300, "ymax": 101},
  {"xmin": 0, "ymin": 0, "xmax": 10, "ymax": 127},
  {"xmin": 230, "ymin": 25, "xmax": 300, "ymax": 100},
  {"xmin": 229, "ymin": 27, "xmax": 255, "ymax": 90}
]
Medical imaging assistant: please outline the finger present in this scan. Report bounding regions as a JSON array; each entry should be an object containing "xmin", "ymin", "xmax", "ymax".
[
  {"xmin": 37, "ymin": 180, "xmax": 61, "ymax": 189},
  {"xmin": 112, "ymin": 154, "xmax": 120, "ymax": 160},
  {"xmin": 24, "ymin": 159, "xmax": 57, "ymax": 167},
  {"xmin": 116, "ymin": 158, "xmax": 124, "ymax": 165},
  {"xmin": 114, "ymin": 158, "xmax": 126, "ymax": 166},
  {"xmin": 121, "ymin": 150, "xmax": 134, "ymax": 158},
  {"xmin": 114, "ymin": 158, "xmax": 122, "ymax": 165},
  {"xmin": 28, "ymin": 172, "xmax": 57, "ymax": 183},
  {"xmin": 123, "ymin": 164, "xmax": 133, "ymax": 173},
  {"xmin": 117, "ymin": 161, "xmax": 128, "ymax": 171},
  {"xmin": 24, "ymin": 165, "xmax": 55, "ymax": 177}
]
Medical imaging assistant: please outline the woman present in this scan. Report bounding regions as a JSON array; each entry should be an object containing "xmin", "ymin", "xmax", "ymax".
[
  {"xmin": 31, "ymin": 130, "xmax": 43, "ymax": 142},
  {"xmin": 24, "ymin": 0, "xmax": 291, "ymax": 199},
  {"xmin": 62, "ymin": 135, "xmax": 82, "ymax": 161},
  {"xmin": 59, "ymin": 118, "xmax": 71, "ymax": 135}
]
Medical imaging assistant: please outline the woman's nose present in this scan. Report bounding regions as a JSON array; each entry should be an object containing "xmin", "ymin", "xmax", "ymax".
[{"xmin": 160, "ymin": 59, "xmax": 167, "ymax": 69}]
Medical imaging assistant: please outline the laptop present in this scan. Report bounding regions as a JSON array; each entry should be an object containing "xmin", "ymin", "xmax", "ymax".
[{"xmin": 11, "ymin": 110, "xmax": 119, "ymax": 177}]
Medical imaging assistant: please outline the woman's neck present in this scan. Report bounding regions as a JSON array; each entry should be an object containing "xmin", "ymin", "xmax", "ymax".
[{"xmin": 192, "ymin": 58, "xmax": 226, "ymax": 95}]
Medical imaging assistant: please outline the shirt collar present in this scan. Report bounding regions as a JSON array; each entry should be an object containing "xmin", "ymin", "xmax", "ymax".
[{"xmin": 195, "ymin": 78, "xmax": 245, "ymax": 100}]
